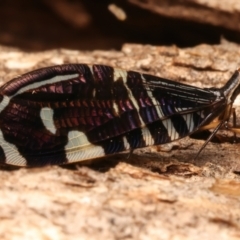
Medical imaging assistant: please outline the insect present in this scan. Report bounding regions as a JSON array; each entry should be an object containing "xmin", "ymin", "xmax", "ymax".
[{"xmin": 0, "ymin": 64, "xmax": 239, "ymax": 167}]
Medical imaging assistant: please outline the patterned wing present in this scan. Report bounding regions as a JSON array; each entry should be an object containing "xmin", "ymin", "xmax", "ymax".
[{"xmin": 0, "ymin": 64, "xmax": 224, "ymax": 166}]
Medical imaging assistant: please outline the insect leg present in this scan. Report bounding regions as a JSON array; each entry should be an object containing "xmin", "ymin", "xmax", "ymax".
[
  {"xmin": 126, "ymin": 148, "xmax": 134, "ymax": 159},
  {"xmin": 194, "ymin": 121, "xmax": 224, "ymax": 160},
  {"xmin": 232, "ymin": 108, "xmax": 237, "ymax": 142}
]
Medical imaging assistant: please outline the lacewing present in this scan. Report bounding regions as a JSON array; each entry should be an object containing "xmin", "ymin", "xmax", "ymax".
[{"xmin": 0, "ymin": 64, "xmax": 239, "ymax": 167}]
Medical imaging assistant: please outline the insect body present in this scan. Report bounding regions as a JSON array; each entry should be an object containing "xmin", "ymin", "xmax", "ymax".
[{"xmin": 0, "ymin": 64, "xmax": 239, "ymax": 167}]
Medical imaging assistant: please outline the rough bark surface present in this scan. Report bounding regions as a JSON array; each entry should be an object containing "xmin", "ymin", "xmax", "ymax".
[
  {"xmin": 129, "ymin": 0, "xmax": 240, "ymax": 31},
  {"xmin": 0, "ymin": 42, "xmax": 240, "ymax": 239}
]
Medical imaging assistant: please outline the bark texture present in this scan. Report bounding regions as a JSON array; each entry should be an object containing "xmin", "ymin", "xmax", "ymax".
[
  {"xmin": 0, "ymin": 42, "xmax": 240, "ymax": 239},
  {"xmin": 129, "ymin": 0, "xmax": 240, "ymax": 31}
]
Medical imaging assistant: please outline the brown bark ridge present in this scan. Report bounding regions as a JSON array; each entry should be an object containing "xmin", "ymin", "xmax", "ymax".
[
  {"xmin": 0, "ymin": 41, "xmax": 240, "ymax": 239},
  {"xmin": 129, "ymin": 0, "xmax": 240, "ymax": 31}
]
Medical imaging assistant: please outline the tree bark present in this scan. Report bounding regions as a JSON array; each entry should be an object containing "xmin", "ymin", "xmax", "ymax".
[
  {"xmin": 0, "ymin": 41, "xmax": 240, "ymax": 239},
  {"xmin": 129, "ymin": 0, "xmax": 240, "ymax": 31}
]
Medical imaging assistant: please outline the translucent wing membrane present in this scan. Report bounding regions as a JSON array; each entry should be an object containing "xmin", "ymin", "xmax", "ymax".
[{"xmin": 0, "ymin": 64, "xmax": 238, "ymax": 167}]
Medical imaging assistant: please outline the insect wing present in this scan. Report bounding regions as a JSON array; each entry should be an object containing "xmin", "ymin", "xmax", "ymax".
[{"xmin": 0, "ymin": 64, "xmax": 222, "ymax": 166}]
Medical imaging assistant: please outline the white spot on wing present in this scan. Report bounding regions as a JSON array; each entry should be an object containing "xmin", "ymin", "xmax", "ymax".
[
  {"xmin": 0, "ymin": 130, "xmax": 27, "ymax": 166},
  {"xmin": 65, "ymin": 130, "xmax": 105, "ymax": 163},
  {"xmin": 113, "ymin": 69, "xmax": 127, "ymax": 82},
  {"xmin": 40, "ymin": 107, "xmax": 56, "ymax": 134},
  {"xmin": 66, "ymin": 130, "xmax": 91, "ymax": 149}
]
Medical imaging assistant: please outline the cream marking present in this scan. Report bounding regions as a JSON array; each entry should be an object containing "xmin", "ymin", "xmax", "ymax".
[
  {"xmin": 65, "ymin": 130, "xmax": 105, "ymax": 163},
  {"xmin": 65, "ymin": 130, "xmax": 92, "ymax": 149},
  {"xmin": 66, "ymin": 146, "xmax": 106, "ymax": 163},
  {"xmin": 176, "ymin": 107, "xmax": 189, "ymax": 113},
  {"xmin": 127, "ymin": 95, "xmax": 145, "ymax": 126},
  {"xmin": 141, "ymin": 74, "xmax": 165, "ymax": 119},
  {"xmin": 88, "ymin": 65, "xmax": 94, "ymax": 76},
  {"xmin": 0, "ymin": 129, "xmax": 27, "ymax": 166},
  {"xmin": 12, "ymin": 73, "xmax": 79, "ymax": 97},
  {"xmin": 123, "ymin": 136, "xmax": 130, "ymax": 149},
  {"xmin": 113, "ymin": 70, "xmax": 145, "ymax": 126},
  {"xmin": 163, "ymin": 118, "xmax": 179, "ymax": 141},
  {"xmin": 40, "ymin": 107, "xmax": 56, "ymax": 134},
  {"xmin": 0, "ymin": 96, "xmax": 10, "ymax": 113},
  {"xmin": 113, "ymin": 101, "xmax": 120, "ymax": 115},
  {"xmin": 141, "ymin": 74, "xmax": 178, "ymax": 140},
  {"xmin": 141, "ymin": 74, "xmax": 180, "ymax": 142},
  {"xmin": 157, "ymin": 104, "xmax": 165, "ymax": 119},
  {"xmin": 113, "ymin": 69, "xmax": 127, "ymax": 83},
  {"xmin": 114, "ymin": 69, "xmax": 154, "ymax": 145},
  {"xmin": 0, "ymin": 74, "xmax": 79, "ymax": 118},
  {"xmin": 182, "ymin": 113, "xmax": 194, "ymax": 132},
  {"xmin": 141, "ymin": 127, "xmax": 154, "ymax": 146}
]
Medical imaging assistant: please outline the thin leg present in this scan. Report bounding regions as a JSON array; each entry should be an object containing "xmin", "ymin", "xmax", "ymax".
[
  {"xmin": 232, "ymin": 108, "xmax": 237, "ymax": 143},
  {"xmin": 126, "ymin": 148, "xmax": 134, "ymax": 159},
  {"xmin": 194, "ymin": 121, "xmax": 224, "ymax": 161}
]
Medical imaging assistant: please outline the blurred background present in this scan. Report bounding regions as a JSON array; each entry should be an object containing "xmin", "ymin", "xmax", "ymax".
[{"xmin": 1, "ymin": 0, "xmax": 240, "ymax": 51}]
